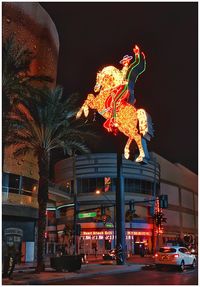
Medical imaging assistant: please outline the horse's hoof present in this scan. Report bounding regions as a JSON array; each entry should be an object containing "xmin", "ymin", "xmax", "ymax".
[
  {"xmin": 124, "ymin": 151, "xmax": 130, "ymax": 159},
  {"xmin": 76, "ymin": 109, "xmax": 82, "ymax": 119},
  {"xmin": 124, "ymin": 153, "xmax": 129, "ymax": 159},
  {"xmin": 135, "ymin": 156, "xmax": 144, "ymax": 163},
  {"xmin": 83, "ymin": 106, "xmax": 89, "ymax": 117}
]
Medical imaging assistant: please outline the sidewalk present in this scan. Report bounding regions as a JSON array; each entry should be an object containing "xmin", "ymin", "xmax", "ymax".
[{"xmin": 2, "ymin": 255, "xmax": 155, "ymax": 285}]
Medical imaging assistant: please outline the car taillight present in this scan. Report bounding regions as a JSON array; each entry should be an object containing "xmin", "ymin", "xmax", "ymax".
[
  {"xmin": 155, "ymin": 253, "xmax": 158, "ymax": 257},
  {"xmin": 174, "ymin": 254, "xmax": 179, "ymax": 258}
]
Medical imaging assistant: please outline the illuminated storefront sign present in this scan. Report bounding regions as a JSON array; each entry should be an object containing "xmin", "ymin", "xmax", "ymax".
[
  {"xmin": 76, "ymin": 45, "xmax": 154, "ymax": 163},
  {"xmin": 78, "ymin": 212, "xmax": 97, "ymax": 219},
  {"xmin": 127, "ymin": 231, "xmax": 151, "ymax": 236},
  {"xmin": 82, "ymin": 230, "xmax": 151, "ymax": 236}
]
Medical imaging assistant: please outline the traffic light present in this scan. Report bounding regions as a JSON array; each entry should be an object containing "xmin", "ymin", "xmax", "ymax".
[
  {"xmin": 76, "ymin": 224, "xmax": 81, "ymax": 236},
  {"xmin": 159, "ymin": 195, "xmax": 168, "ymax": 209},
  {"xmin": 154, "ymin": 212, "xmax": 167, "ymax": 227},
  {"xmin": 101, "ymin": 205, "xmax": 106, "ymax": 216},
  {"xmin": 154, "ymin": 212, "xmax": 162, "ymax": 227},
  {"xmin": 129, "ymin": 200, "xmax": 135, "ymax": 212},
  {"xmin": 102, "ymin": 215, "xmax": 107, "ymax": 224}
]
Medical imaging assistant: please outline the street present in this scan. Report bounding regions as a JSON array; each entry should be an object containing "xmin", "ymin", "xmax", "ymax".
[{"xmin": 48, "ymin": 267, "xmax": 198, "ymax": 285}]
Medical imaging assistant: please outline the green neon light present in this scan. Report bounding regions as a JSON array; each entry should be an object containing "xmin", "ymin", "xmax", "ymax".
[
  {"xmin": 135, "ymin": 58, "xmax": 146, "ymax": 83},
  {"xmin": 127, "ymin": 53, "xmax": 141, "ymax": 81},
  {"xmin": 78, "ymin": 212, "xmax": 97, "ymax": 218}
]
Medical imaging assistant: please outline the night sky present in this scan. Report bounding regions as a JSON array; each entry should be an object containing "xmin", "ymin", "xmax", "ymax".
[{"xmin": 40, "ymin": 2, "xmax": 198, "ymax": 174}]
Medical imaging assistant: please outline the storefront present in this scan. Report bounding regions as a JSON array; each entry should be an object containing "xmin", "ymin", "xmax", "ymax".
[{"xmin": 79, "ymin": 229, "xmax": 152, "ymax": 255}]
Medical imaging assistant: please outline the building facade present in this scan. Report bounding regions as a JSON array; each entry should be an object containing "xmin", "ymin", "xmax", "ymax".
[
  {"xmin": 53, "ymin": 152, "xmax": 197, "ymax": 256},
  {"xmin": 2, "ymin": 2, "xmax": 60, "ymax": 262},
  {"xmin": 2, "ymin": 3, "xmax": 198, "ymax": 261}
]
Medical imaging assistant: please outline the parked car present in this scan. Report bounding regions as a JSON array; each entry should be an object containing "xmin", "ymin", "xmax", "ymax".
[
  {"xmin": 103, "ymin": 249, "xmax": 116, "ymax": 260},
  {"xmin": 155, "ymin": 246, "xmax": 196, "ymax": 271}
]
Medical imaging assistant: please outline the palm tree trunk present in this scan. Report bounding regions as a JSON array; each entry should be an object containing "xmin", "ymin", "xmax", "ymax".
[{"xmin": 36, "ymin": 152, "xmax": 49, "ymax": 273}]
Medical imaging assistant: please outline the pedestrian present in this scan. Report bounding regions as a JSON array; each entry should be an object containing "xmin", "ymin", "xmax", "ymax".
[
  {"xmin": 79, "ymin": 242, "xmax": 86, "ymax": 263},
  {"xmin": 139, "ymin": 244, "xmax": 145, "ymax": 257},
  {"xmin": 3, "ymin": 242, "xmax": 18, "ymax": 279}
]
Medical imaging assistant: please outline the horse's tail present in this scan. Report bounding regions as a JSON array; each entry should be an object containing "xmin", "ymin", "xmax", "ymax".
[{"xmin": 137, "ymin": 109, "xmax": 154, "ymax": 141}]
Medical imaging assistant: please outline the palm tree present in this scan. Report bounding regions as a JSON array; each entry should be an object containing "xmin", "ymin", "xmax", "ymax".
[
  {"xmin": 2, "ymin": 34, "xmax": 52, "ymax": 165},
  {"xmin": 5, "ymin": 86, "xmax": 95, "ymax": 272},
  {"xmin": 3, "ymin": 34, "xmax": 52, "ymax": 112}
]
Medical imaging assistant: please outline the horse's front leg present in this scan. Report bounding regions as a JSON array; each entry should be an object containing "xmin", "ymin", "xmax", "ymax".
[
  {"xmin": 76, "ymin": 94, "xmax": 95, "ymax": 119},
  {"xmin": 124, "ymin": 138, "xmax": 133, "ymax": 159},
  {"xmin": 133, "ymin": 133, "xmax": 146, "ymax": 163}
]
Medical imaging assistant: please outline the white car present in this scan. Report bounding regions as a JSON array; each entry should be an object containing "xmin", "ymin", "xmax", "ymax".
[{"xmin": 155, "ymin": 246, "xmax": 196, "ymax": 271}]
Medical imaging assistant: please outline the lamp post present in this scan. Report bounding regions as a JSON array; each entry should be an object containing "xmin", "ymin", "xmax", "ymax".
[
  {"xmin": 96, "ymin": 154, "xmax": 126, "ymax": 265},
  {"xmin": 95, "ymin": 190, "xmax": 116, "ymax": 248},
  {"xmin": 73, "ymin": 154, "xmax": 78, "ymax": 255},
  {"xmin": 115, "ymin": 152, "xmax": 126, "ymax": 265}
]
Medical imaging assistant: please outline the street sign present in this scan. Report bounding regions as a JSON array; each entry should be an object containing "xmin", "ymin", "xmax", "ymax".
[
  {"xmin": 78, "ymin": 212, "xmax": 97, "ymax": 218},
  {"xmin": 105, "ymin": 222, "xmax": 114, "ymax": 228}
]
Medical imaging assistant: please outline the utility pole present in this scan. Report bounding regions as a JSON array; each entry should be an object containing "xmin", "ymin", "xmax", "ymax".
[
  {"xmin": 152, "ymin": 157, "xmax": 157, "ymax": 254},
  {"xmin": 73, "ymin": 154, "xmax": 77, "ymax": 255},
  {"xmin": 115, "ymin": 153, "xmax": 126, "ymax": 264}
]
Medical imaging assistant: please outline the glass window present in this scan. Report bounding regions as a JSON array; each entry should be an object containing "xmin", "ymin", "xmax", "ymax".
[
  {"xmin": 179, "ymin": 248, "xmax": 188, "ymax": 254},
  {"xmin": 77, "ymin": 179, "xmax": 82, "ymax": 193},
  {"xmin": 97, "ymin": 178, "xmax": 104, "ymax": 190},
  {"xmin": 78, "ymin": 178, "xmax": 106, "ymax": 193},
  {"xmin": 9, "ymin": 174, "xmax": 20, "ymax": 194},
  {"xmin": 112, "ymin": 178, "xmax": 116, "ymax": 192},
  {"xmin": 125, "ymin": 179, "xmax": 155, "ymax": 195},
  {"xmin": 125, "ymin": 178, "xmax": 141, "ymax": 193},
  {"xmin": 141, "ymin": 181, "xmax": 153, "ymax": 194},
  {"xmin": 89, "ymin": 178, "xmax": 96, "ymax": 192},
  {"xmin": 81, "ymin": 179, "xmax": 89, "ymax": 193},
  {"xmin": 22, "ymin": 176, "xmax": 37, "ymax": 194},
  {"xmin": 159, "ymin": 248, "xmax": 176, "ymax": 253},
  {"xmin": 135, "ymin": 179, "xmax": 141, "ymax": 193},
  {"xmin": 2, "ymin": 173, "xmax": 9, "ymax": 192}
]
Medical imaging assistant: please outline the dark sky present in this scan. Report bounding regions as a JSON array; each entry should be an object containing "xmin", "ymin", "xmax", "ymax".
[{"xmin": 40, "ymin": 2, "xmax": 198, "ymax": 174}]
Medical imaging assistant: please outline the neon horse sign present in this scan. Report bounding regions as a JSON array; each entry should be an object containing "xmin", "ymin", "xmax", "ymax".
[{"xmin": 77, "ymin": 45, "xmax": 154, "ymax": 163}]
